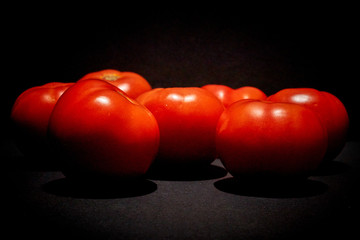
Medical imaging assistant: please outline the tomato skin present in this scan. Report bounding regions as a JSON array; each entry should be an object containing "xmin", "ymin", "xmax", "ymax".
[
  {"xmin": 47, "ymin": 79, "xmax": 159, "ymax": 179},
  {"xmin": 11, "ymin": 82, "xmax": 74, "ymax": 157},
  {"xmin": 137, "ymin": 87, "xmax": 225, "ymax": 166},
  {"xmin": 202, "ymin": 84, "xmax": 267, "ymax": 107},
  {"xmin": 78, "ymin": 69, "xmax": 152, "ymax": 99},
  {"xmin": 268, "ymin": 88, "xmax": 349, "ymax": 160},
  {"xmin": 216, "ymin": 100, "xmax": 328, "ymax": 178}
]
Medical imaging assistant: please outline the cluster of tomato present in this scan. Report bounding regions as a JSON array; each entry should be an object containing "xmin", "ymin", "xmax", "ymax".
[{"xmin": 11, "ymin": 69, "xmax": 349, "ymax": 180}]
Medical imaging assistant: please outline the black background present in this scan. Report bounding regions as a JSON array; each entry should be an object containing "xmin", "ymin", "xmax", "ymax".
[{"xmin": 2, "ymin": 6, "xmax": 359, "ymax": 140}]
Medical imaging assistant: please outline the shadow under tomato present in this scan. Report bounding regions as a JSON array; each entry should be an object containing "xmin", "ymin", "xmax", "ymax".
[
  {"xmin": 145, "ymin": 163, "xmax": 228, "ymax": 181},
  {"xmin": 312, "ymin": 160, "xmax": 350, "ymax": 176},
  {"xmin": 42, "ymin": 177, "xmax": 157, "ymax": 199},
  {"xmin": 214, "ymin": 177, "xmax": 328, "ymax": 198}
]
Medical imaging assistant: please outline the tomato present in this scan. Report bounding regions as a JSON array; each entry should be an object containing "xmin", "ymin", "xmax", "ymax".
[
  {"xmin": 78, "ymin": 69, "xmax": 152, "ymax": 99},
  {"xmin": 268, "ymin": 88, "xmax": 349, "ymax": 160},
  {"xmin": 11, "ymin": 82, "xmax": 74, "ymax": 158},
  {"xmin": 216, "ymin": 100, "xmax": 328, "ymax": 178},
  {"xmin": 202, "ymin": 84, "xmax": 267, "ymax": 107},
  {"xmin": 47, "ymin": 79, "xmax": 159, "ymax": 179},
  {"xmin": 137, "ymin": 87, "xmax": 225, "ymax": 166}
]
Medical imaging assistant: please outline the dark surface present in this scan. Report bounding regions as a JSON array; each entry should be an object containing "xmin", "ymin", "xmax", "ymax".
[{"xmin": 2, "ymin": 141, "xmax": 360, "ymax": 239}]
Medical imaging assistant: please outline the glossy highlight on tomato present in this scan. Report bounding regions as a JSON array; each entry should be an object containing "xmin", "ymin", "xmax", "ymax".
[
  {"xmin": 78, "ymin": 69, "xmax": 152, "ymax": 99},
  {"xmin": 48, "ymin": 79, "xmax": 160, "ymax": 179},
  {"xmin": 137, "ymin": 87, "xmax": 225, "ymax": 166},
  {"xmin": 216, "ymin": 100, "xmax": 328, "ymax": 178}
]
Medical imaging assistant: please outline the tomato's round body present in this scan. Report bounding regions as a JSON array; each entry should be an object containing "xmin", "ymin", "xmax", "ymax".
[
  {"xmin": 202, "ymin": 84, "xmax": 267, "ymax": 107},
  {"xmin": 137, "ymin": 87, "xmax": 225, "ymax": 166},
  {"xmin": 48, "ymin": 80, "xmax": 159, "ymax": 179},
  {"xmin": 216, "ymin": 100, "xmax": 328, "ymax": 178},
  {"xmin": 268, "ymin": 88, "xmax": 349, "ymax": 160},
  {"xmin": 11, "ymin": 82, "xmax": 73, "ymax": 157},
  {"xmin": 79, "ymin": 69, "xmax": 152, "ymax": 99}
]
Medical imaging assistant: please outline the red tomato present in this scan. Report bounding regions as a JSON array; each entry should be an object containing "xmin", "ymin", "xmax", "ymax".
[
  {"xmin": 202, "ymin": 84, "xmax": 267, "ymax": 107},
  {"xmin": 78, "ymin": 69, "xmax": 152, "ymax": 99},
  {"xmin": 216, "ymin": 100, "xmax": 328, "ymax": 178},
  {"xmin": 137, "ymin": 87, "xmax": 225, "ymax": 166},
  {"xmin": 11, "ymin": 82, "xmax": 74, "ymax": 157},
  {"xmin": 268, "ymin": 88, "xmax": 349, "ymax": 160},
  {"xmin": 47, "ymin": 79, "xmax": 159, "ymax": 179}
]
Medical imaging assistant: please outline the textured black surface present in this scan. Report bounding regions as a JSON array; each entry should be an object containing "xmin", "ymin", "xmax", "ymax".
[{"xmin": 2, "ymin": 141, "xmax": 360, "ymax": 240}]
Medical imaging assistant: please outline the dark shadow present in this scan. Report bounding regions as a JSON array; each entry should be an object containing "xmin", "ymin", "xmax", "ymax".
[
  {"xmin": 145, "ymin": 163, "xmax": 228, "ymax": 181},
  {"xmin": 311, "ymin": 160, "xmax": 350, "ymax": 176},
  {"xmin": 214, "ymin": 177, "xmax": 328, "ymax": 198},
  {"xmin": 6, "ymin": 136, "xmax": 63, "ymax": 171},
  {"xmin": 42, "ymin": 177, "xmax": 157, "ymax": 199},
  {"xmin": 9, "ymin": 155, "xmax": 62, "ymax": 171}
]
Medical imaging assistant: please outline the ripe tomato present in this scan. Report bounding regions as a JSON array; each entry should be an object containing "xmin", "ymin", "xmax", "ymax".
[
  {"xmin": 48, "ymin": 79, "xmax": 159, "ymax": 179},
  {"xmin": 78, "ymin": 69, "xmax": 152, "ymax": 99},
  {"xmin": 137, "ymin": 87, "xmax": 225, "ymax": 166},
  {"xmin": 202, "ymin": 84, "xmax": 267, "ymax": 107},
  {"xmin": 216, "ymin": 100, "xmax": 328, "ymax": 178},
  {"xmin": 268, "ymin": 88, "xmax": 349, "ymax": 160},
  {"xmin": 11, "ymin": 82, "xmax": 74, "ymax": 158}
]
